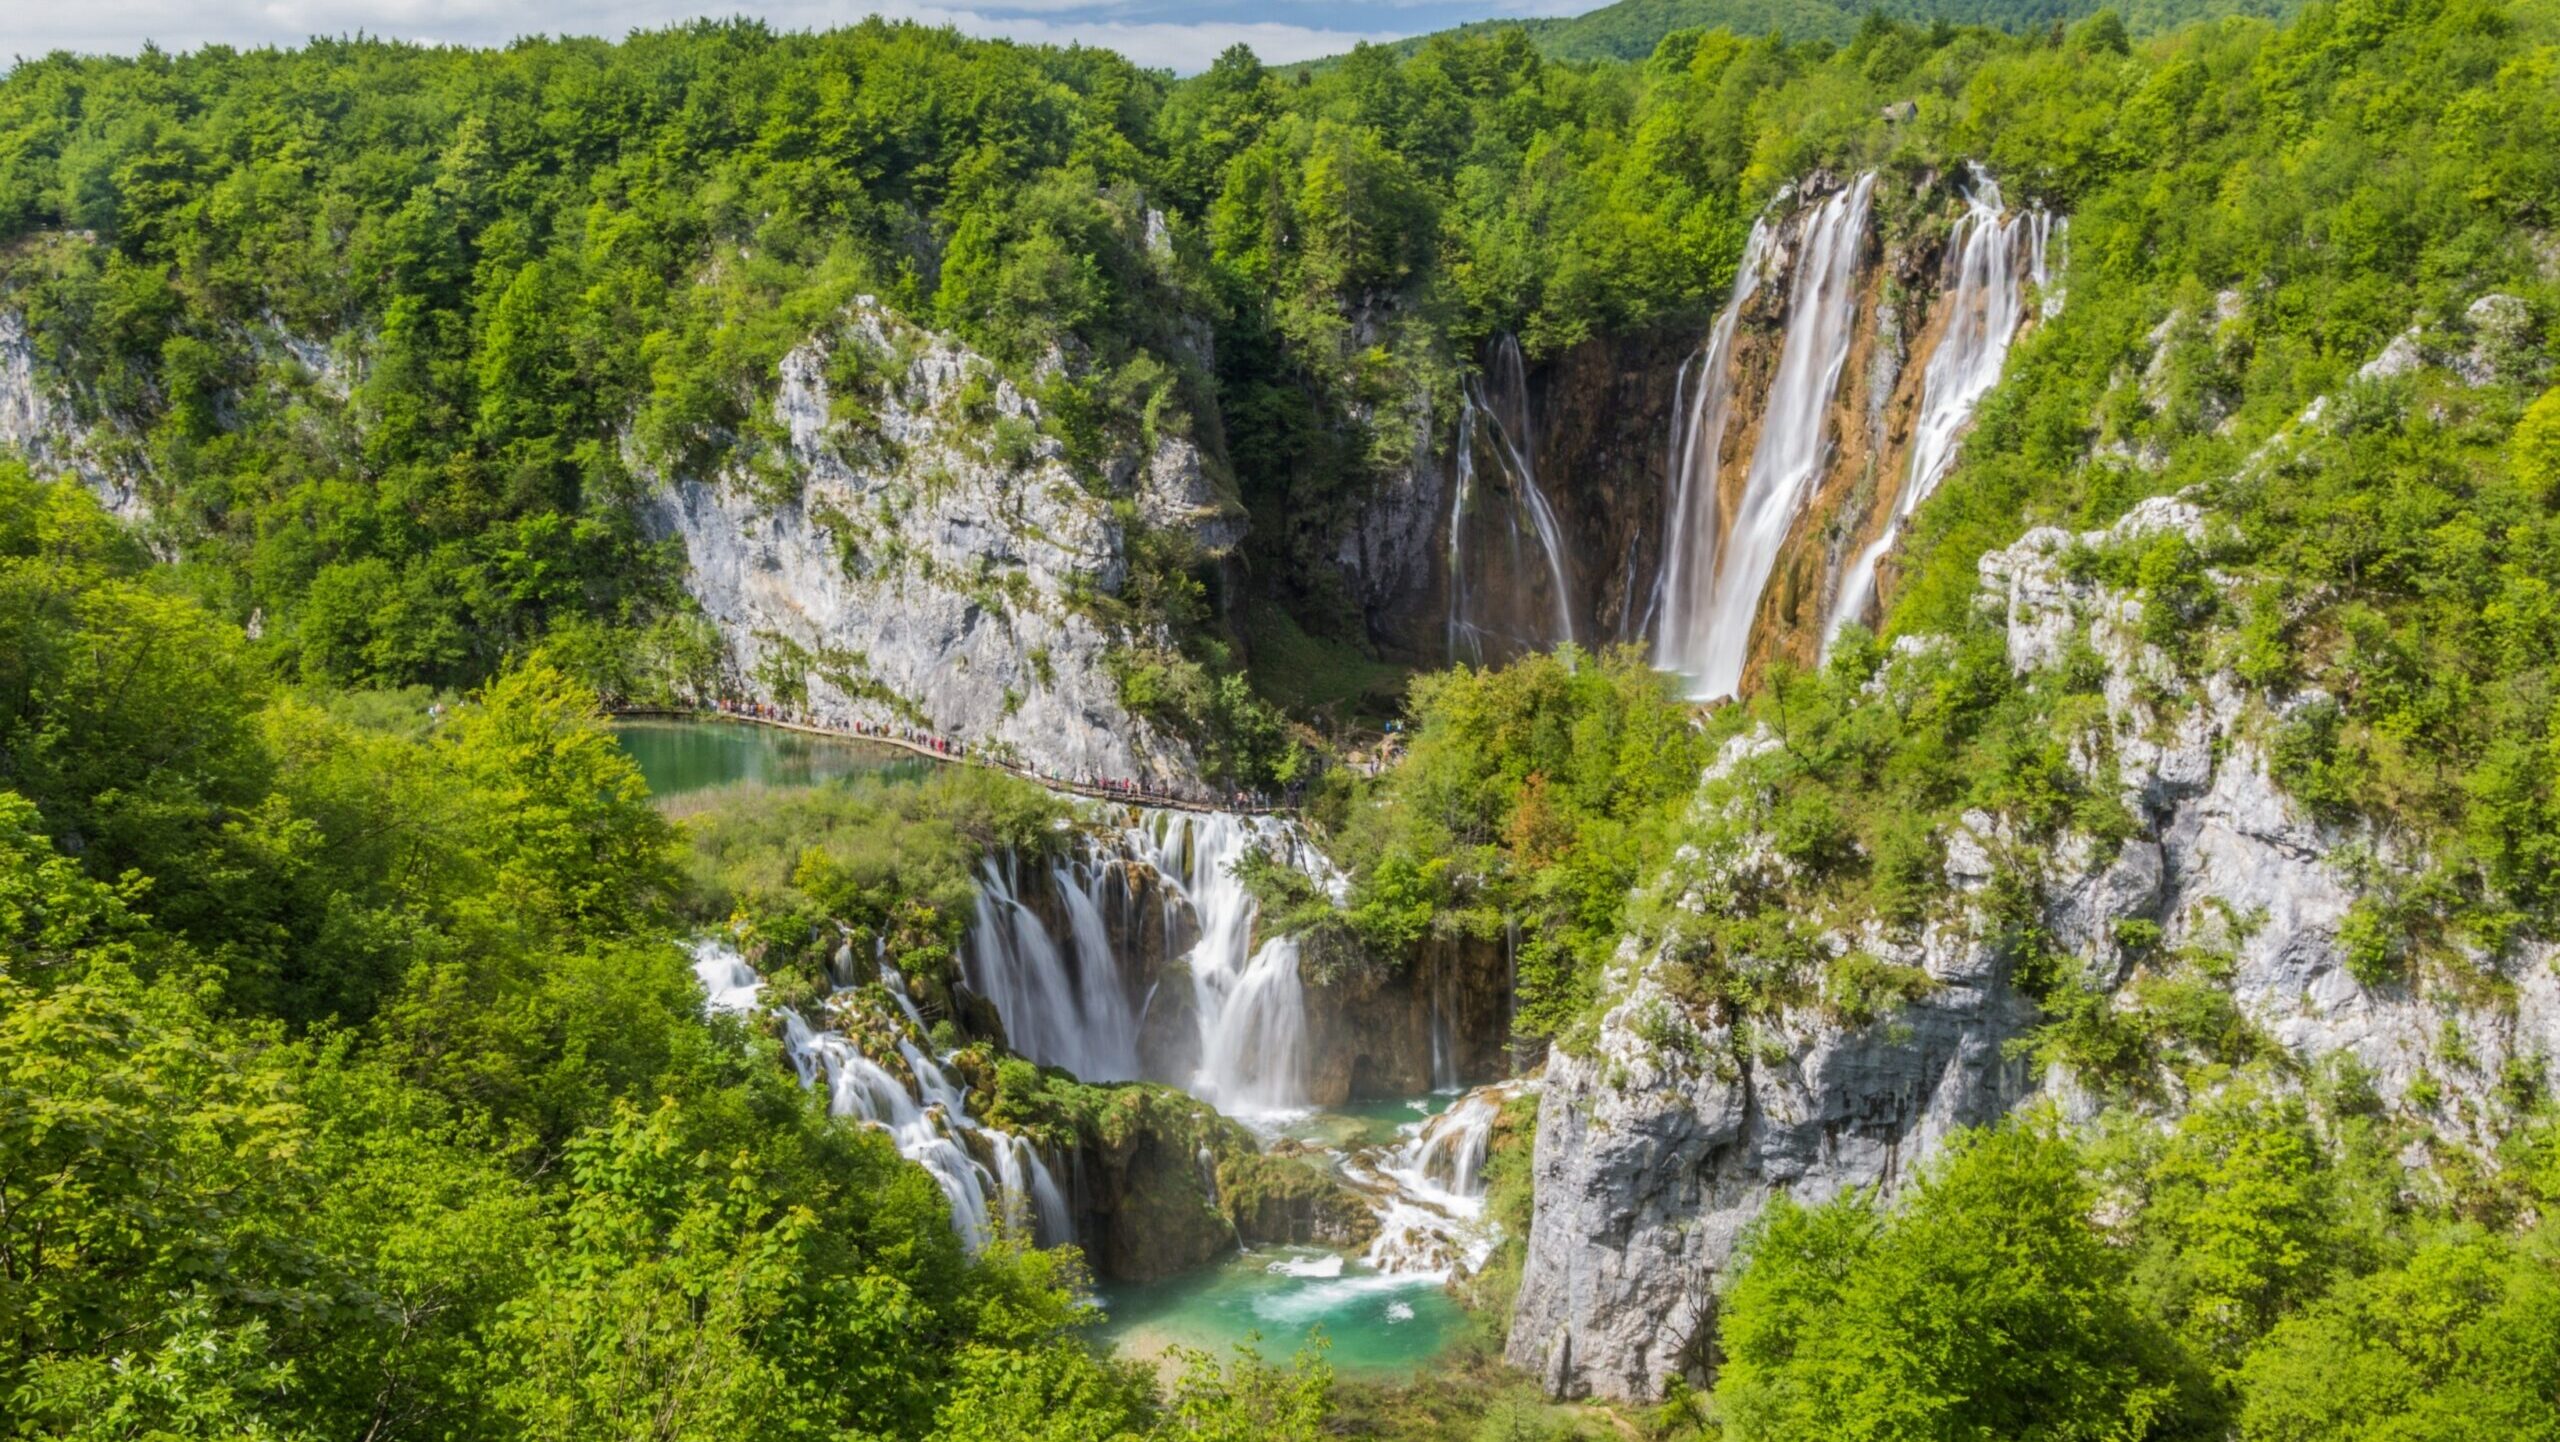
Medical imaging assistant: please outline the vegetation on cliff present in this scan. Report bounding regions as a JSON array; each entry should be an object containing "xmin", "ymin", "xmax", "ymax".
[
  {"xmin": 1306, "ymin": 646, "xmax": 1706, "ymax": 1042},
  {"xmin": 0, "ymin": 471, "xmax": 1330, "ymax": 1440},
  {"xmin": 676, "ymin": 768, "xmax": 1074, "ymax": 1018},
  {"xmin": 1700, "ymin": 1088, "xmax": 2560, "ymax": 1440},
  {"xmin": 5, "ymin": 0, "xmax": 2560, "ymax": 1429}
]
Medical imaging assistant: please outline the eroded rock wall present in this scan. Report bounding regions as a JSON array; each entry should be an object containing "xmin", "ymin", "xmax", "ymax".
[
  {"xmin": 0, "ymin": 308, "xmax": 147, "ymax": 521},
  {"xmin": 1509, "ymin": 491, "xmax": 2560, "ymax": 1402},
  {"xmin": 644, "ymin": 298, "xmax": 1242, "ymax": 785}
]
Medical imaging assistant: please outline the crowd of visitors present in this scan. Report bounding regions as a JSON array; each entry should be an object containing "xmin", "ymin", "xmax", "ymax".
[{"xmin": 694, "ymin": 695, "xmax": 1292, "ymax": 812}]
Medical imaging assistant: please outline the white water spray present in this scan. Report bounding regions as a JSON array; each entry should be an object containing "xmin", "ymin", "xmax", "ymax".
[
  {"xmin": 1355, "ymin": 1082, "xmax": 1526, "ymax": 1277},
  {"xmin": 1657, "ymin": 175, "xmax": 1875, "ymax": 700},
  {"xmin": 1653, "ymin": 217, "xmax": 1778, "ymax": 681},
  {"xmin": 957, "ymin": 804, "xmax": 1342, "ymax": 1115},
  {"xmin": 691, "ymin": 938, "xmax": 1069, "ymax": 1254},
  {"xmin": 963, "ymin": 846, "xmax": 1145, "ymax": 1082},
  {"xmin": 1824, "ymin": 169, "xmax": 2046, "ymax": 652},
  {"xmin": 1447, "ymin": 335, "xmax": 1577, "ymax": 664},
  {"xmin": 1103, "ymin": 809, "xmax": 1343, "ymax": 1118}
]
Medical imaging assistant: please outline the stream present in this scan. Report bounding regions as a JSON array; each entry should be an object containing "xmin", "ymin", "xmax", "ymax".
[{"xmin": 1096, "ymin": 1242, "xmax": 1469, "ymax": 1379}]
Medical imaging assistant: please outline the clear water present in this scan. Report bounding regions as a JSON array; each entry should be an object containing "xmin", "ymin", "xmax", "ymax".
[
  {"xmin": 1095, "ymin": 1245, "xmax": 1469, "ymax": 1379},
  {"xmin": 1093, "ymin": 1094, "xmax": 1481, "ymax": 1378},
  {"xmin": 1276, "ymin": 1093, "xmax": 1457, "ymax": 1151},
  {"xmin": 611, "ymin": 718, "xmax": 928, "ymax": 797}
]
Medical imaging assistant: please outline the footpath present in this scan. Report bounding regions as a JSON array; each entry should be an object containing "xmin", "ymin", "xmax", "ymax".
[{"xmin": 610, "ymin": 704, "xmax": 1293, "ymax": 815}]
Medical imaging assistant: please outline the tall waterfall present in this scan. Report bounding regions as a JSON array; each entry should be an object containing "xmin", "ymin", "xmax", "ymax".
[
  {"xmin": 1824, "ymin": 169, "xmax": 2047, "ymax": 652},
  {"xmin": 690, "ymin": 938, "xmax": 1071, "ymax": 1252},
  {"xmin": 1652, "ymin": 217, "xmax": 1778, "ymax": 680},
  {"xmin": 1447, "ymin": 335, "xmax": 1577, "ymax": 665},
  {"xmin": 1656, "ymin": 174, "xmax": 1875, "ymax": 700}
]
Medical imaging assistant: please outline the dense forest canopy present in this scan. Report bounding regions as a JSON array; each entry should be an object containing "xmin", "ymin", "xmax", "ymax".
[
  {"xmin": 8, "ymin": 0, "xmax": 2548, "ymax": 710},
  {"xmin": 5, "ymin": 0, "xmax": 2560, "ymax": 1434},
  {"xmin": 1336, "ymin": 0, "xmax": 2303, "ymax": 64}
]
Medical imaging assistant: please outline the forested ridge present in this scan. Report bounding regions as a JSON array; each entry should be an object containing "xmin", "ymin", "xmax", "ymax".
[
  {"xmin": 6, "ymin": 0, "xmax": 2560, "ymax": 1434},
  {"xmin": 1329, "ymin": 0, "xmax": 2302, "ymax": 66}
]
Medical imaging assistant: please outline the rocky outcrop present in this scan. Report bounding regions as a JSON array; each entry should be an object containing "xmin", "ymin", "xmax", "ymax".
[
  {"xmin": 0, "ymin": 308, "xmax": 146, "ymax": 520},
  {"xmin": 642, "ymin": 298, "xmax": 1242, "ymax": 785},
  {"xmin": 1343, "ymin": 330, "xmax": 1699, "ymax": 665},
  {"xmin": 1509, "ymin": 489, "xmax": 2560, "ymax": 1402},
  {"xmin": 1507, "ymin": 886, "xmax": 2039, "ymax": 1399},
  {"xmin": 1334, "ymin": 416, "xmax": 1449, "ymax": 661},
  {"xmin": 1068, "ymin": 1095, "xmax": 1245, "ymax": 1281},
  {"xmin": 1301, "ymin": 929, "xmax": 1517, "ymax": 1103},
  {"xmin": 1217, "ymin": 1144, "xmax": 1377, "ymax": 1250}
]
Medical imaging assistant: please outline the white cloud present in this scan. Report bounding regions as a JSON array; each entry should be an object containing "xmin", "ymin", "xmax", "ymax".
[{"xmin": 8, "ymin": 0, "xmax": 1418, "ymax": 72}]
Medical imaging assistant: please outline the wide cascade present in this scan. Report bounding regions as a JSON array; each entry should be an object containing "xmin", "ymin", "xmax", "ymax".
[
  {"xmin": 958, "ymin": 805, "xmax": 1341, "ymax": 1116},
  {"xmin": 1117, "ymin": 808, "xmax": 1341, "ymax": 1116},
  {"xmin": 1655, "ymin": 173, "xmax": 1876, "ymax": 700},
  {"xmin": 964, "ymin": 846, "xmax": 1146, "ymax": 1082},
  {"xmin": 691, "ymin": 938, "xmax": 1072, "ymax": 1252},
  {"xmin": 1446, "ymin": 334, "xmax": 1578, "ymax": 665},
  {"xmin": 1823, "ymin": 168, "xmax": 2051, "ymax": 650}
]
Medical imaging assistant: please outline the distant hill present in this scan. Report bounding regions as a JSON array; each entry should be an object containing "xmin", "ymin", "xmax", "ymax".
[{"xmin": 1322, "ymin": 0, "xmax": 2302, "ymax": 66}]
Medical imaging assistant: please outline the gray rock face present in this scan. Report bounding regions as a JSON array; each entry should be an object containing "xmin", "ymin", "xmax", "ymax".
[
  {"xmin": 1511, "ymin": 492, "xmax": 2560, "ymax": 1402},
  {"xmin": 0, "ymin": 309, "xmax": 145, "ymax": 520},
  {"xmin": 643, "ymin": 299, "xmax": 1239, "ymax": 785},
  {"xmin": 1511, "ymin": 936, "xmax": 2039, "ymax": 1400},
  {"xmin": 2356, "ymin": 294, "xmax": 2540, "ymax": 389},
  {"xmin": 1333, "ymin": 397, "xmax": 1450, "ymax": 652}
]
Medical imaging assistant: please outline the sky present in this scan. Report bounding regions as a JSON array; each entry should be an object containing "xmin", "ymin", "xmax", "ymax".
[{"xmin": 6, "ymin": 0, "xmax": 1593, "ymax": 73}]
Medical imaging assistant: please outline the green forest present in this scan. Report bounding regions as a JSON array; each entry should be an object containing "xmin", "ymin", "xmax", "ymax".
[
  {"xmin": 1348, "ymin": 0, "xmax": 2302, "ymax": 65},
  {"xmin": 5, "ymin": 0, "xmax": 2560, "ymax": 1432}
]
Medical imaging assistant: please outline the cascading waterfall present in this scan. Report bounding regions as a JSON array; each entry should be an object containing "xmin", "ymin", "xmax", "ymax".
[
  {"xmin": 1355, "ymin": 1082, "xmax": 1526, "ymax": 1276},
  {"xmin": 1446, "ymin": 335, "xmax": 1577, "ymax": 665},
  {"xmin": 690, "ymin": 938, "xmax": 1069, "ymax": 1253},
  {"xmin": 1665, "ymin": 173, "xmax": 1876, "ymax": 701},
  {"xmin": 1105, "ymin": 808, "xmax": 1345, "ymax": 1117},
  {"xmin": 955, "ymin": 804, "xmax": 1342, "ymax": 1117},
  {"xmin": 1651, "ymin": 217, "xmax": 1778, "ymax": 680},
  {"xmin": 1823, "ymin": 169, "xmax": 2046, "ymax": 652},
  {"xmin": 963, "ymin": 847, "xmax": 1144, "ymax": 1082}
]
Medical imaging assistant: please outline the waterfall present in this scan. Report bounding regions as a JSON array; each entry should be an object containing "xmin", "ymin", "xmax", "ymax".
[
  {"xmin": 2033, "ymin": 212, "xmax": 2064, "ymax": 317},
  {"xmin": 1823, "ymin": 169, "xmax": 2044, "ymax": 652},
  {"xmin": 1653, "ymin": 217, "xmax": 1779, "ymax": 684},
  {"xmin": 1104, "ymin": 808, "xmax": 1343, "ymax": 1118},
  {"xmin": 1426, "ymin": 955, "xmax": 1463, "ymax": 1092},
  {"xmin": 1447, "ymin": 335, "xmax": 1576, "ymax": 665},
  {"xmin": 961, "ymin": 848, "xmax": 1144, "ymax": 1082},
  {"xmin": 1354, "ymin": 1082, "xmax": 1526, "ymax": 1277},
  {"xmin": 1665, "ymin": 173, "xmax": 1876, "ymax": 701},
  {"xmin": 953, "ymin": 804, "xmax": 1338, "ymax": 1116},
  {"xmin": 691, "ymin": 938, "xmax": 1069, "ymax": 1254}
]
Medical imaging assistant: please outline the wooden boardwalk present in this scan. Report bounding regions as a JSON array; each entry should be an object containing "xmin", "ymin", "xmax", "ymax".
[{"xmin": 607, "ymin": 707, "xmax": 1291, "ymax": 816}]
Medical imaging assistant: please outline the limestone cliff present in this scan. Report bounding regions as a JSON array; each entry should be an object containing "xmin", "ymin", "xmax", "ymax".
[
  {"xmin": 0, "ymin": 308, "xmax": 147, "ymax": 521},
  {"xmin": 642, "ymin": 298, "xmax": 1243, "ymax": 786},
  {"xmin": 1509, "ymin": 485, "xmax": 2560, "ymax": 1401}
]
